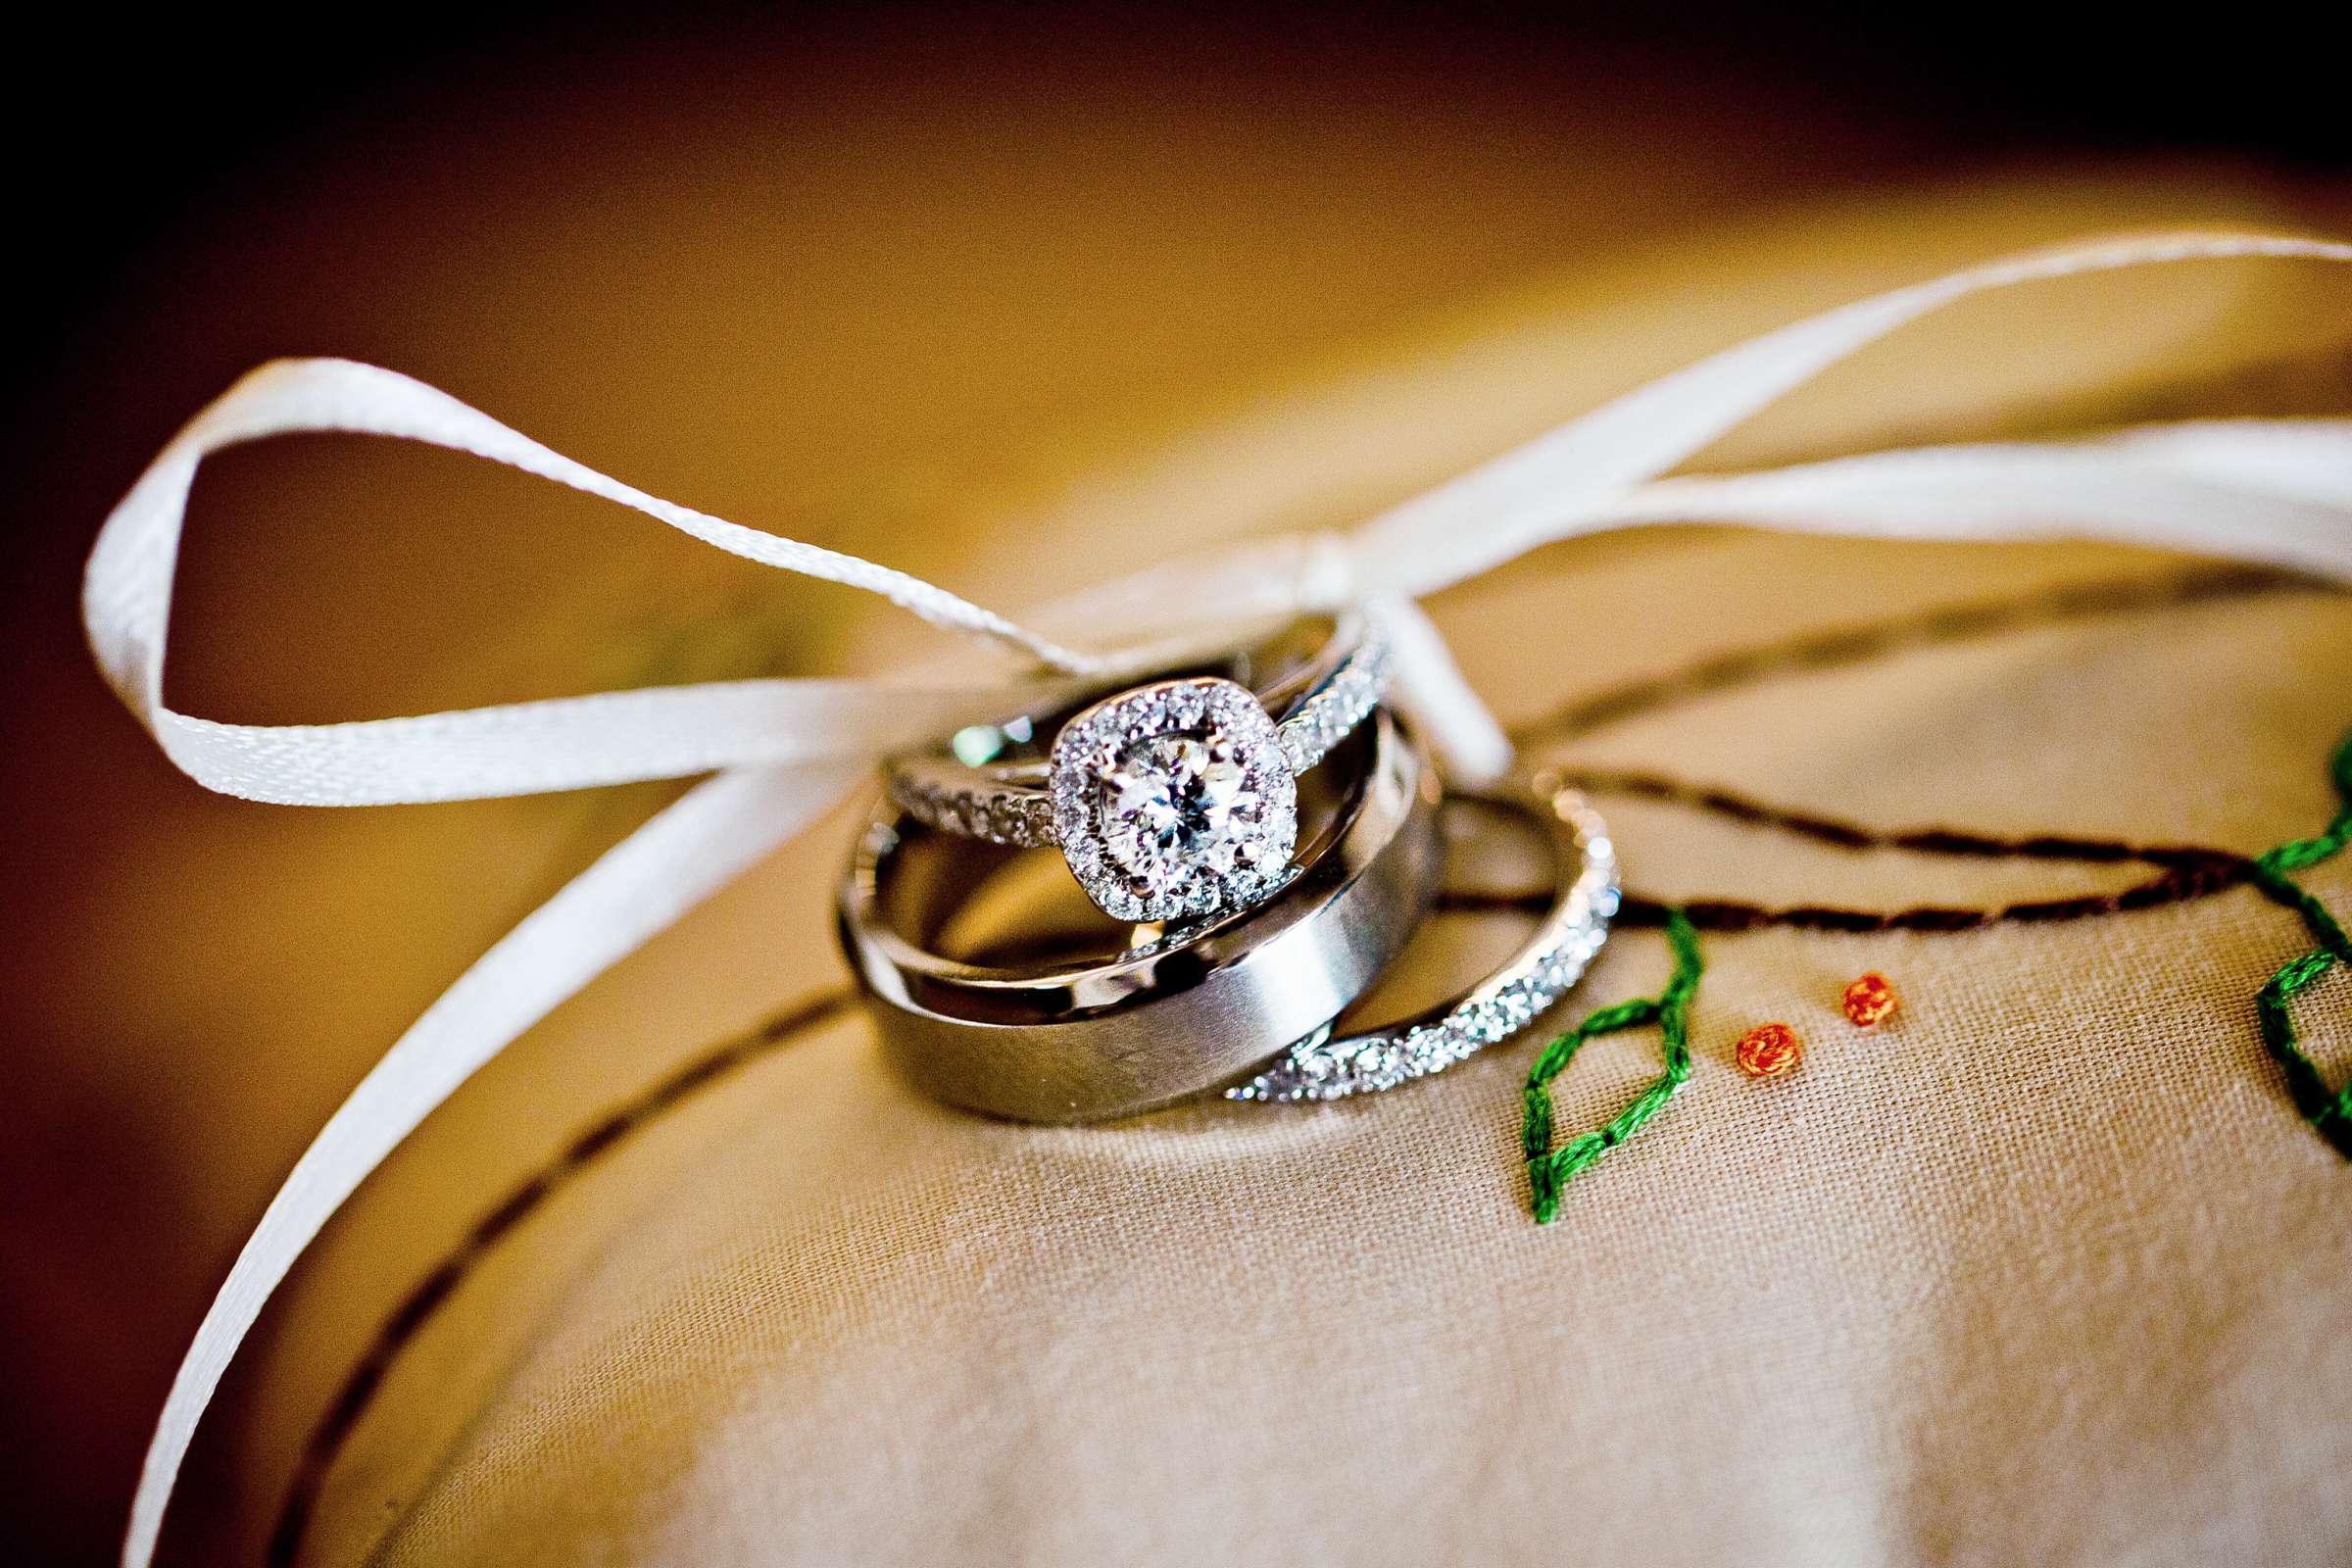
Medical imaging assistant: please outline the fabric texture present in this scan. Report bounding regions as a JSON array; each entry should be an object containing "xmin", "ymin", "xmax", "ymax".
[
  {"xmin": 153, "ymin": 194, "xmax": 2352, "ymax": 1567},
  {"xmin": 239, "ymin": 536, "xmax": 2349, "ymax": 1568}
]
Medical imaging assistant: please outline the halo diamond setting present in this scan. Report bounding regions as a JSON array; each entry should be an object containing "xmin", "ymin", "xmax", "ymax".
[{"xmin": 1051, "ymin": 677, "xmax": 1298, "ymax": 922}]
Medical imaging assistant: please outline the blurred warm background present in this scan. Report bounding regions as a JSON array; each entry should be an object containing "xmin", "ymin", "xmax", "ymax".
[{"xmin": 5, "ymin": 5, "xmax": 2347, "ymax": 1563}]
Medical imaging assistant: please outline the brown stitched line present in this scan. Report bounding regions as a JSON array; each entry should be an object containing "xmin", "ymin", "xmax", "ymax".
[
  {"xmin": 1438, "ymin": 858, "xmax": 2252, "ymax": 933},
  {"xmin": 1474, "ymin": 566, "xmax": 2317, "ymax": 934},
  {"xmin": 1547, "ymin": 769, "xmax": 2240, "ymax": 870},
  {"xmin": 265, "ymin": 564, "xmax": 2328, "ymax": 1561},
  {"xmin": 1495, "ymin": 768, "xmax": 2262, "ymax": 931},
  {"xmin": 1509, "ymin": 564, "xmax": 2324, "ymax": 749},
  {"xmin": 266, "ymin": 989, "xmax": 855, "ymax": 1567}
]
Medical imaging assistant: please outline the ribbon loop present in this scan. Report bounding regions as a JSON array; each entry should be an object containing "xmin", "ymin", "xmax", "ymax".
[{"xmin": 82, "ymin": 359, "xmax": 1120, "ymax": 807}]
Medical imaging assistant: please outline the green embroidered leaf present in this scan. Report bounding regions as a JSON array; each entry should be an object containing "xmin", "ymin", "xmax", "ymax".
[
  {"xmin": 2248, "ymin": 726, "xmax": 2352, "ymax": 1157},
  {"xmin": 1521, "ymin": 911, "xmax": 1703, "ymax": 1222}
]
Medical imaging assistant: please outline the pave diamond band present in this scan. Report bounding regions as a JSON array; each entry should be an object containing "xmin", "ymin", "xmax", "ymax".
[
  {"xmin": 887, "ymin": 768, "xmax": 1057, "ymax": 849},
  {"xmin": 886, "ymin": 612, "xmax": 1391, "ymax": 920},
  {"xmin": 1228, "ymin": 784, "xmax": 1617, "ymax": 1103},
  {"xmin": 1272, "ymin": 624, "xmax": 1389, "ymax": 775}
]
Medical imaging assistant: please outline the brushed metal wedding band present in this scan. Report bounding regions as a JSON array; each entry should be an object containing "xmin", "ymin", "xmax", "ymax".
[
  {"xmin": 885, "ymin": 610, "xmax": 1390, "ymax": 922},
  {"xmin": 841, "ymin": 709, "xmax": 1444, "ymax": 1123}
]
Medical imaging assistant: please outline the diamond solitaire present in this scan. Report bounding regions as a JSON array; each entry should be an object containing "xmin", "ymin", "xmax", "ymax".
[{"xmin": 1051, "ymin": 677, "xmax": 1298, "ymax": 921}]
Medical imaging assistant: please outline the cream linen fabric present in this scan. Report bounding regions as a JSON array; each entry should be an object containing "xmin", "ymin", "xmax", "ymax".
[
  {"xmin": 252, "ymin": 534, "xmax": 2348, "ymax": 1568},
  {"xmin": 147, "ymin": 189, "xmax": 2352, "ymax": 1566}
]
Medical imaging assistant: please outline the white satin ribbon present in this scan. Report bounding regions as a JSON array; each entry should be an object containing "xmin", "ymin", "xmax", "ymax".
[{"xmin": 88, "ymin": 229, "xmax": 2352, "ymax": 1565}]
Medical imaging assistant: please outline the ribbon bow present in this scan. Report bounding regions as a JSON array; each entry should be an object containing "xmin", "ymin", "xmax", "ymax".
[{"xmin": 86, "ymin": 231, "xmax": 2352, "ymax": 1564}]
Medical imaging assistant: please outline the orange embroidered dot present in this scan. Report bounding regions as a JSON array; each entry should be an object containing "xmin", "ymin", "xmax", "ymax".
[
  {"xmin": 1840, "ymin": 971, "xmax": 1899, "ymax": 1027},
  {"xmin": 1735, "ymin": 1022, "xmax": 1802, "ymax": 1078}
]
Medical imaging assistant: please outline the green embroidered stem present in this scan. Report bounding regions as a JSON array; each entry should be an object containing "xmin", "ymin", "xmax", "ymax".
[
  {"xmin": 2247, "ymin": 726, "xmax": 2352, "ymax": 1156},
  {"xmin": 1522, "ymin": 910, "xmax": 1704, "ymax": 1222}
]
